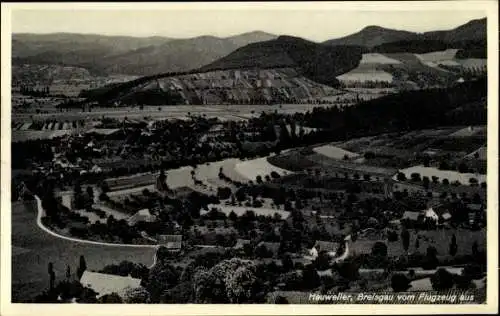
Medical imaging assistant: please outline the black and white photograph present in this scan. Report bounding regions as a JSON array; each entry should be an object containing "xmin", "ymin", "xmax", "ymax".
[{"xmin": 1, "ymin": 1, "xmax": 498, "ymax": 314}]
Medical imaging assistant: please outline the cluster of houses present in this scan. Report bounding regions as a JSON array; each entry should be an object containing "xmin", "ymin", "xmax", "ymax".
[{"xmin": 396, "ymin": 203, "xmax": 484, "ymax": 228}]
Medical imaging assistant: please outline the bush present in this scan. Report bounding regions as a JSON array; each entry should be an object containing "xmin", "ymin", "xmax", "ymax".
[
  {"xmin": 397, "ymin": 172, "xmax": 407, "ymax": 181},
  {"xmin": 270, "ymin": 171, "xmax": 281, "ymax": 179},
  {"xmin": 371, "ymin": 242, "xmax": 388, "ymax": 258},
  {"xmin": 410, "ymin": 173, "xmax": 421, "ymax": 182},
  {"xmin": 387, "ymin": 230, "xmax": 399, "ymax": 242},
  {"xmin": 391, "ymin": 273, "xmax": 411, "ymax": 292},
  {"xmin": 430, "ymin": 268, "xmax": 454, "ymax": 290},
  {"xmin": 217, "ymin": 187, "xmax": 232, "ymax": 200}
]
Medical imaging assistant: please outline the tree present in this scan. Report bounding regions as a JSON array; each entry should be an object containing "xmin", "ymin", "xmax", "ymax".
[
  {"xmin": 391, "ymin": 273, "xmax": 411, "ymax": 292},
  {"xmin": 256, "ymin": 175, "xmax": 263, "ymax": 184},
  {"xmin": 401, "ymin": 229, "xmax": 410, "ymax": 253},
  {"xmin": 217, "ymin": 187, "xmax": 232, "ymax": 200},
  {"xmin": 363, "ymin": 174, "xmax": 371, "ymax": 181},
  {"xmin": 161, "ymin": 281, "xmax": 193, "ymax": 303},
  {"xmin": 314, "ymin": 251, "xmax": 331, "ymax": 271},
  {"xmin": 48, "ymin": 262, "xmax": 55, "ymax": 290},
  {"xmin": 472, "ymin": 241, "xmax": 479, "ymax": 257},
  {"xmin": 146, "ymin": 262, "xmax": 180, "ymax": 303},
  {"xmin": 430, "ymin": 268, "xmax": 454, "ymax": 291},
  {"xmin": 449, "ymin": 234, "xmax": 458, "ymax": 256},
  {"xmin": 229, "ymin": 211, "xmax": 237, "ymax": 222},
  {"xmin": 66, "ymin": 265, "xmax": 71, "ymax": 280},
  {"xmin": 387, "ymin": 230, "xmax": 398, "ymax": 242},
  {"xmin": 397, "ymin": 172, "xmax": 407, "ymax": 181},
  {"xmin": 254, "ymin": 244, "xmax": 271, "ymax": 258},
  {"xmin": 275, "ymin": 295, "xmax": 289, "ymax": 304},
  {"xmin": 422, "ymin": 176, "xmax": 430, "ymax": 189},
  {"xmin": 302, "ymin": 264, "xmax": 321, "ymax": 290},
  {"xmin": 193, "ymin": 258, "xmax": 260, "ymax": 303},
  {"xmin": 98, "ymin": 292, "xmax": 123, "ymax": 303},
  {"xmin": 442, "ymin": 178, "xmax": 449, "ymax": 185},
  {"xmin": 86, "ymin": 186, "xmax": 94, "ymax": 200},
  {"xmin": 371, "ymin": 242, "xmax": 388, "ymax": 258},
  {"xmin": 410, "ymin": 173, "xmax": 421, "ymax": 182},
  {"xmin": 458, "ymin": 162, "xmax": 469, "ymax": 173},
  {"xmin": 74, "ymin": 182, "xmax": 82, "ymax": 195},
  {"xmin": 422, "ymin": 246, "xmax": 439, "ymax": 270},
  {"xmin": 281, "ymin": 254, "xmax": 294, "ymax": 272},
  {"xmin": 270, "ymin": 171, "xmax": 281, "ymax": 179},
  {"xmin": 77, "ymin": 255, "xmax": 87, "ymax": 279},
  {"xmin": 122, "ymin": 286, "xmax": 150, "ymax": 303}
]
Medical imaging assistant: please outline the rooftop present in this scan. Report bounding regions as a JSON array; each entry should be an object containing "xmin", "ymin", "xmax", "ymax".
[{"xmin": 79, "ymin": 271, "xmax": 142, "ymax": 298}]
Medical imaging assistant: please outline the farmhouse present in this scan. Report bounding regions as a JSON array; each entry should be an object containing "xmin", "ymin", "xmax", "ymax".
[
  {"xmin": 423, "ymin": 207, "xmax": 439, "ymax": 222},
  {"xmin": 157, "ymin": 234, "xmax": 183, "ymax": 251},
  {"xmin": 79, "ymin": 271, "xmax": 142, "ymax": 298},
  {"xmin": 257, "ymin": 241, "xmax": 281, "ymax": 258},
  {"xmin": 309, "ymin": 240, "xmax": 340, "ymax": 259},
  {"xmin": 233, "ymin": 238, "xmax": 251, "ymax": 250},
  {"xmin": 401, "ymin": 211, "xmax": 421, "ymax": 222},
  {"xmin": 128, "ymin": 209, "xmax": 156, "ymax": 226}
]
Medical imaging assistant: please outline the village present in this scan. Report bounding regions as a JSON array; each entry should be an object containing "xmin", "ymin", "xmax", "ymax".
[{"xmin": 12, "ymin": 109, "xmax": 487, "ymax": 303}]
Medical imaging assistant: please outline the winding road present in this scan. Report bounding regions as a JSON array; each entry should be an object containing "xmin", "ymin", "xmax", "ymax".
[{"xmin": 11, "ymin": 200, "xmax": 157, "ymax": 302}]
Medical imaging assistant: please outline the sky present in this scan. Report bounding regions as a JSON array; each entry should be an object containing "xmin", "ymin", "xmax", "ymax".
[{"xmin": 11, "ymin": 6, "xmax": 487, "ymax": 42}]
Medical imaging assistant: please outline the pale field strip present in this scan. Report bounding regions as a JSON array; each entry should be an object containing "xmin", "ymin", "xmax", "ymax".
[
  {"xmin": 234, "ymin": 157, "xmax": 294, "ymax": 181},
  {"xmin": 336, "ymin": 69, "xmax": 394, "ymax": 83},
  {"xmin": 360, "ymin": 53, "xmax": 402, "ymax": 65},
  {"xmin": 449, "ymin": 126, "xmax": 486, "ymax": 137},
  {"xmin": 395, "ymin": 165, "xmax": 487, "ymax": 184},
  {"xmin": 313, "ymin": 145, "xmax": 361, "ymax": 160},
  {"xmin": 415, "ymin": 49, "xmax": 460, "ymax": 62}
]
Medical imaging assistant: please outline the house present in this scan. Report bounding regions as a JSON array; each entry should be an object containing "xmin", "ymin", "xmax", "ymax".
[
  {"xmin": 402, "ymin": 211, "xmax": 421, "ymax": 222},
  {"xmin": 466, "ymin": 203, "xmax": 483, "ymax": 212},
  {"xmin": 233, "ymin": 239, "xmax": 251, "ymax": 250},
  {"xmin": 128, "ymin": 209, "xmax": 156, "ymax": 226},
  {"xmin": 79, "ymin": 271, "xmax": 142, "ymax": 298},
  {"xmin": 441, "ymin": 212, "xmax": 452, "ymax": 221},
  {"xmin": 309, "ymin": 240, "xmax": 340, "ymax": 259},
  {"xmin": 90, "ymin": 165, "xmax": 102, "ymax": 173},
  {"xmin": 424, "ymin": 207, "xmax": 439, "ymax": 222},
  {"xmin": 157, "ymin": 234, "xmax": 182, "ymax": 251},
  {"xmin": 257, "ymin": 241, "xmax": 280, "ymax": 258},
  {"xmin": 408, "ymin": 277, "xmax": 433, "ymax": 292}
]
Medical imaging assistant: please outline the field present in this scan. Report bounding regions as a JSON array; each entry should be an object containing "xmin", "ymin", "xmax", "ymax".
[
  {"xmin": 337, "ymin": 69, "xmax": 394, "ymax": 83},
  {"xmin": 359, "ymin": 53, "xmax": 402, "ymax": 65},
  {"xmin": 235, "ymin": 157, "xmax": 293, "ymax": 181},
  {"xmin": 415, "ymin": 49, "xmax": 459, "ymax": 62},
  {"xmin": 11, "ymin": 201, "xmax": 156, "ymax": 302},
  {"xmin": 395, "ymin": 165, "xmax": 486, "ymax": 185},
  {"xmin": 449, "ymin": 126, "xmax": 486, "ymax": 137},
  {"xmin": 12, "ymin": 130, "xmax": 74, "ymax": 142},
  {"xmin": 313, "ymin": 145, "xmax": 360, "ymax": 160}
]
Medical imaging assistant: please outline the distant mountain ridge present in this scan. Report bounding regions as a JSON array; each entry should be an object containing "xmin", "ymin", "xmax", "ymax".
[
  {"xmin": 12, "ymin": 31, "xmax": 278, "ymax": 76},
  {"xmin": 324, "ymin": 25, "xmax": 419, "ymax": 48},
  {"xmin": 324, "ymin": 18, "xmax": 486, "ymax": 48},
  {"xmin": 12, "ymin": 18, "xmax": 486, "ymax": 77}
]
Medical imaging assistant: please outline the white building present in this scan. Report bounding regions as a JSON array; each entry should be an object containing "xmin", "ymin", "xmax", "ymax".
[
  {"xmin": 79, "ymin": 271, "xmax": 142, "ymax": 298},
  {"xmin": 128, "ymin": 209, "xmax": 156, "ymax": 226}
]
